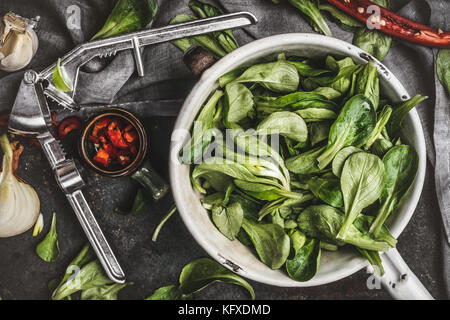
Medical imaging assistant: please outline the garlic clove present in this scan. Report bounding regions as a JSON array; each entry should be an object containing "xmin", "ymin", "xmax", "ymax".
[
  {"xmin": 0, "ymin": 12, "xmax": 37, "ymax": 72},
  {"xmin": 2, "ymin": 12, "xmax": 27, "ymax": 39},
  {"xmin": 0, "ymin": 31, "xmax": 33, "ymax": 71}
]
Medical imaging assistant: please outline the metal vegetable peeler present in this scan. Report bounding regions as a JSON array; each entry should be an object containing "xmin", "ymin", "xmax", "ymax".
[{"xmin": 8, "ymin": 12, "xmax": 258, "ymax": 283}]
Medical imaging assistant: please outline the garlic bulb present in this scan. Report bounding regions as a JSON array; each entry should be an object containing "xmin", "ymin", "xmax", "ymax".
[
  {"xmin": 0, "ymin": 134, "xmax": 40, "ymax": 237},
  {"xmin": 0, "ymin": 12, "xmax": 38, "ymax": 72}
]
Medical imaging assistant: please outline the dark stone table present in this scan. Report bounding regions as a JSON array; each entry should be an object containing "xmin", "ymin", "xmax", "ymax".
[
  {"xmin": 0, "ymin": 0, "xmax": 447, "ymax": 300},
  {"xmin": 0, "ymin": 111, "xmax": 447, "ymax": 300}
]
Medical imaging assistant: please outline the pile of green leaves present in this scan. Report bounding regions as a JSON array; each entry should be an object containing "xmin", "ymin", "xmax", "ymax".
[
  {"xmin": 182, "ymin": 53, "xmax": 425, "ymax": 281},
  {"xmin": 169, "ymin": 0, "xmax": 239, "ymax": 58}
]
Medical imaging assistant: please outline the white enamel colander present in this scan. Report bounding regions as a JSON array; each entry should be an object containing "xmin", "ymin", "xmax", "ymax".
[{"xmin": 170, "ymin": 34, "xmax": 432, "ymax": 299}]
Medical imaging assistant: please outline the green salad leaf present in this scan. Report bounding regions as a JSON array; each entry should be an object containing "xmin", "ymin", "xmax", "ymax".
[
  {"xmin": 437, "ymin": 49, "xmax": 450, "ymax": 93},
  {"xmin": 331, "ymin": 146, "xmax": 362, "ymax": 177},
  {"xmin": 338, "ymin": 153, "xmax": 385, "ymax": 239},
  {"xmin": 232, "ymin": 56, "xmax": 300, "ymax": 93},
  {"xmin": 115, "ymin": 188, "xmax": 150, "ymax": 216},
  {"xmin": 317, "ymin": 94, "xmax": 376, "ymax": 169},
  {"xmin": 256, "ymin": 111, "xmax": 308, "ymax": 143},
  {"xmin": 241, "ymin": 218, "xmax": 290, "ymax": 269},
  {"xmin": 286, "ymin": 238, "xmax": 321, "ymax": 281},
  {"xmin": 212, "ymin": 201, "xmax": 244, "ymax": 240},
  {"xmin": 369, "ymin": 145, "xmax": 418, "ymax": 236},
  {"xmin": 179, "ymin": 257, "xmax": 255, "ymax": 299},
  {"xmin": 387, "ymin": 94, "xmax": 427, "ymax": 138},
  {"xmin": 170, "ymin": 14, "xmax": 227, "ymax": 58},
  {"xmin": 188, "ymin": 0, "xmax": 239, "ymax": 52},
  {"xmin": 352, "ymin": 0, "xmax": 392, "ymax": 61},
  {"xmin": 36, "ymin": 213, "xmax": 60, "ymax": 263},
  {"xmin": 145, "ymin": 285, "xmax": 193, "ymax": 300},
  {"xmin": 287, "ymin": 0, "xmax": 332, "ymax": 37},
  {"xmin": 353, "ymin": 28, "xmax": 392, "ymax": 61},
  {"xmin": 52, "ymin": 260, "xmax": 114, "ymax": 300},
  {"xmin": 92, "ymin": 0, "xmax": 158, "ymax": 40},
  {"xmin": 52, "ymin": 59, "xmax": 73, "ymax": 92},
  {"xmin": 81, "ymin": 283, "xmax": 133, "ymax": 300}
]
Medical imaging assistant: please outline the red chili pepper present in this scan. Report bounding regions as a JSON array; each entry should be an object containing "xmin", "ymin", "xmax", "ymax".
[
  {"xmin": 326, "ymin": 0, "xmax": 450, "ymax": 48},
  {"xmin": 107, "ymin": 120, "xmax": 129, "ymax": 149},
  {"xmin": 58, "ymin": 116, "xmax": 81, "ymax": 139},
  {"xmin": 93, "ymin": 148, "xmax": 111, "ymax": 168}
]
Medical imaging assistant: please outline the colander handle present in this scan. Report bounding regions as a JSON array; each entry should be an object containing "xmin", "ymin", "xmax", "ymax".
[{"xmin": 370, "ymin": 248, "xmax": 434, "ymax": 300}]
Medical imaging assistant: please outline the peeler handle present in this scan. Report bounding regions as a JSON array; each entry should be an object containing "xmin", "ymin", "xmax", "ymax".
[{"xmin": 66, "ymin": 190, "xmax": 126, "ymax": 284}]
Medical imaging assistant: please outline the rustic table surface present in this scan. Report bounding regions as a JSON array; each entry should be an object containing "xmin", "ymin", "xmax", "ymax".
[
  {"xmin": 0, "ymin": 0, "xmax": 448, "ymax": 300},
  {"xmin": 0, "ymin": 111, "xmax": 447, "ymax": 300}
]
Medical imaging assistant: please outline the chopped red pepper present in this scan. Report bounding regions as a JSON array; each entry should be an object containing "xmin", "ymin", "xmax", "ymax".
[
  {"xmin": 124, "ymin": 124, "xmax": 134, "ymax": 132},
  {"xmin": 88, "ymin": 135, "xmax": 100, "ymax": 144},
  {"xmin": 58, "ymin": 116, "xmax": 81, "ymax": 139},
  {"xmin": 93, "ymin": 148, "xmax": 111, "ymax": 168},
  {"xmin": 129, "ymin": 145, "xmax": 137, "ymax": 156},
  {"xmin": 107, "ymin": 120, "xmax": 129, "ymax": 149},
  {"xmin": 88, "ymin": 115, "xmax": 139, "ymax": 169},
  {"xmin": 116, "ymin": 150, "xmax": 132, "ymax": 166},
  {"xmin": 326, "ymin": 0, "xmax": 450, "ymax": 48},
  {"xmin": 92, "ymin": 117, "xmax": 110, "ymax": 137},
  {"xmin": 103, "ymin": 143, "xmax": 117, "ymax": 158},
  {"xmin": 123, "ymin": 130, "xmax": 137, "ymax": 144}
]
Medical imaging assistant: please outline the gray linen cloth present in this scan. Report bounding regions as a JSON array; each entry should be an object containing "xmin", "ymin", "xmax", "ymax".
[{"xmin": 0, "ymin": 0, "xmax": 448, "ymax": 297}]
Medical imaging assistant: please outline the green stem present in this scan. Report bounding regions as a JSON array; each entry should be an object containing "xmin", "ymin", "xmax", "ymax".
[
  {"xmin": 152, "ymin": 205, "xmax": 177, "ymax": 242},
  {"xmin": 337, "ymin": 215, "xmax": 353, "ymax": 240},
  {"xmin": 357, "ymin": 248, "xmax": 385, "ymax": 276},
  {"xmin": 0, "ymin": 134, "xmax": 12, "ymax": 159},
  {"xmin": 369, "ymin": 195, "xmax": 396, "ymax": 237},
  {"xmin": 288, "ymin": 0, "xmax": 332, "ymax": 37},
  {"xmin": 316, "ymin": 139, "xmax": 344, "ymax": 170}
]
